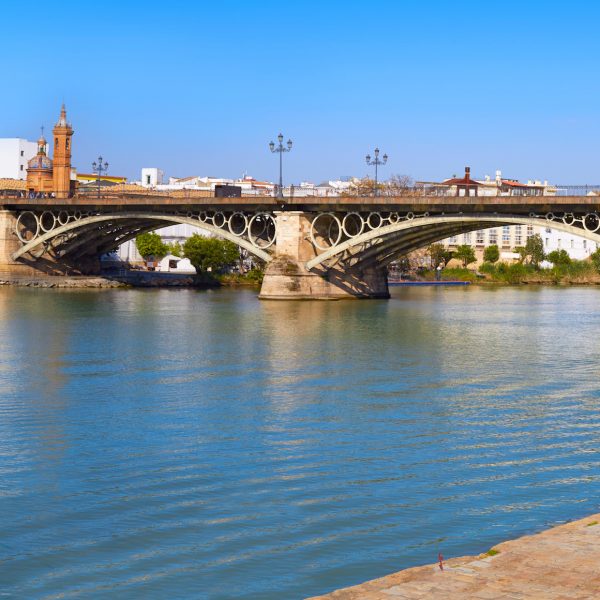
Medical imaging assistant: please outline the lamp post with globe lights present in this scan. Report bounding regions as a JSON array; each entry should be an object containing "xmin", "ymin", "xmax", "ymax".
[
  {"xmin": 92, "ymin": 156, "xmax": 109, "ymax": 198},
  {"xmin": 365, "ymin": 148, "xmax": 388, "ymax": 196},
  {"xmin": 269, "ymin": 133, "xmax": 292, "ymax": 199}
]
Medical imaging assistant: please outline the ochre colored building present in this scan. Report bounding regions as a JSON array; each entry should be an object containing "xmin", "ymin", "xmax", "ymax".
[{"xmin": 26, "ymin": 105, "xmax": 74, "ymax": 197}]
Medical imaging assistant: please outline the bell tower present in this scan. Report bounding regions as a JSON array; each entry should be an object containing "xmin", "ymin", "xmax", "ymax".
[{"xmin": 52, "ymin": 104, "xmax": 73, "ymax": 198}]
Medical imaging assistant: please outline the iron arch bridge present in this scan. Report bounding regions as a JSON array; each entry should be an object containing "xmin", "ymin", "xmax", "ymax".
[
  {"xmin": 305, "ymin": 210, "xmax": 600, "ymax": 271},
  {"xmin": 12, "ymin": 209, "xmax": 277, "ymax": 264},
  {"xmin": 5, "ymin": 196, "xmax": 600, "ymax": 295}
]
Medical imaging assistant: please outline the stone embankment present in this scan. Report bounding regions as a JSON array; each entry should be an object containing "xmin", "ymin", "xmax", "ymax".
[
  {"xmin": 0, "ymin": 276, "xmax": 126, "ymax": 288},
  {"xmin": 308, "ymin": 513, "xmax": 600, "ymax": 600}
]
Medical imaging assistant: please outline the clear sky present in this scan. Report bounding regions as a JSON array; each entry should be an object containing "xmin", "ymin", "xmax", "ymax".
[{"xmin": 1, "ymin": 0, "xmax": 599, "ymax": 184}]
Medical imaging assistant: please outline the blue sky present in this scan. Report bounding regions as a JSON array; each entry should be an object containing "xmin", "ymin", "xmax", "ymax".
[{"xmin": 1, "ymin": 0, "xmax": 599, "ymax": 184}]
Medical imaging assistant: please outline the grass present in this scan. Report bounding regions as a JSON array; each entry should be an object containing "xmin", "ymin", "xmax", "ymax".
[
  {"xmin": 485, "ymin": 548, "xmax": 500, "ymax": 556},
  {"xmin": 586, "ymin": 521, "xmax": 598, "ymax": 527}
]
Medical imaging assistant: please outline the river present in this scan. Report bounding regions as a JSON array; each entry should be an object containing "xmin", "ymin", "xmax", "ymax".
[{"xmin": 1, "ymin": 285, "xmax": 599, "ymax": 599}]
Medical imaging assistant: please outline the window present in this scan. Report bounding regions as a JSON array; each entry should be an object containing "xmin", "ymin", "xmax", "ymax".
[
  {"xmin": 583, "ymin": 240, "xmax": 587, "ymax": 250},
  {"xmin": 55, "ymin": 138, "xmax": 58, "ymax": 147},
  {"xmin": 463, "ymin": 232, "xmax": 472, "ymax": 244},
  {"xmin": 146, "ymin": 175, "xmax": 151, "ymax": 185},
  {"xmin": 66, "ymin": 139, "xmax": 70, "ymax": 150},
  {"xmin": 476, "ymin": 230, "xmax": 485, "ymax": 245},
  {"xmin": 449, "ymin": 235, "xmax": 458, "ymax": 244},
  {"xmin": 557, "ymin": 239, "xmax": 562, "ymax": 248},
  {"xmin": 489, "ymin": 229, "xmax": 498, "ymax": 244},
  {"xmin": 20, "ymin": 165, "xmax": 23, "ymax": 171},
  {"xmin": 527, "ymin": 225, "xmax": 534, "ymax": 237},
  {"xmin": 502, "ymin": 226, "xmax": 510, "ymax": 244},
  {"xmin": 571, "ymin": 239, "xmax": 574, "ymax": 249},
  {"xmin": 20, "ymin": 150, "xmax": 24, "ymax": 157}
]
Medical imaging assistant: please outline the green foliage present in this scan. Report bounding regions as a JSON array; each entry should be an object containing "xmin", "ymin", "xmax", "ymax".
[
  {"xmin": 183, "ymin": 234, "xmax": 239, "ymax": 273},
  {"xmin": 591, "ymin": 248, "xmax": 600, "ymax": 273},
  {"xmin": 428, "ymin": 243, "xmax": 453, "ymax": 267},
  {"xmin": 485, "ymin": 548, "xmax": 500, "ymax": 556},
  {"xmin": 513, "ymin": 246, "xmax": 528, "ymax": 263},
  {"xmin": 168, "ymin": 241, "xmax": 183, "ymax": 257},
  {"xmin": 440, "ymin": 267, "xmax": 478, "ymax": 282},
  {"xmin": 136, "ymin": 232, "xmax": 168, "ymax": 259},
  {"xmin": 483, "ymin": 244, "xmax": 500, "ymax": 263},
  {"xmin": 547, "ymin": 249, "xmax": 571, "ymax": 266},
  {"xmin": 479, "ymin": 262, "xmax": 496, "ymax": 274},
  {"xmin": 525, "ymin": 234, "xmax": 545, "ymax": 267},
  {"xmin": 453, "ymin": 244, "xmax": 476, "ymax": 268}
]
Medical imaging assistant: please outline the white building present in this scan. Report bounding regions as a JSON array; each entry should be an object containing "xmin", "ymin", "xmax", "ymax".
[
  {"xmin": 141, "ymin": 167, "xmax": 164, "ymax": 187},
  {"xmin": 0, "ymin": 138, "xmax": 38, "ymax": 180}
]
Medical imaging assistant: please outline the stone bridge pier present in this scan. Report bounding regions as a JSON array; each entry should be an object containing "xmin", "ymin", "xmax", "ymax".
[{"xmin": 258, "ymin": 211, "xmax": 389, "ymax": 300}]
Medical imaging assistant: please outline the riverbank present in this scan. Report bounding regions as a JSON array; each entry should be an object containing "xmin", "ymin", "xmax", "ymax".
[
  {"xmin": 415, "ymin": 263, "xmax": 600, "ymax": 285},
  {"xmin": 308, "ymin": 512, "xmax": 600, "ymax": 599},
  {"xmin": 0, "ymin": 270, "xmax": 263, "ymax": 289}
]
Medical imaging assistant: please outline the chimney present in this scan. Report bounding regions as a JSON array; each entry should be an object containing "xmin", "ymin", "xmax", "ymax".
[{"xmin": 465, "ymin": 166, "xmax": 471, "ymax": 181}]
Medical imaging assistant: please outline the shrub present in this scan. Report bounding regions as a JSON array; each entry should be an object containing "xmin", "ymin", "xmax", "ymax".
[
  {"xmin": 547, "ymin": 249, "xmax": 571, "ymax": 266},
  {"xmin": 483, "ymin": 244, "xmax": 500, "ymax": 263}
]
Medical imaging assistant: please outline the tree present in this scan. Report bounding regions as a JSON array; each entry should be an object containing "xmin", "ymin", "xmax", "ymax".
[
  {"xmin": 183, "ymin": 234, "xmax": 239, "ymax": 273},
  {"xmin": 427, "ymin": 243, "xmax": 453, "ymax": 268},
  {"xmin": 513, "ymin": 246, "xmax": 528, "ymax": 263},
  {"xmin": 547, "ymin": 249, "xmax": 571, "ymax": 266},
  {"xmin": 525, "ymin": 234, "xmax": 545, "ymax": 267},
  {"xmin": 136, "ymin": 232, "xmax": 168, "ymax": 259},
  {"xmin": 167, "ymin": 241, "xmax": 183, "ymax": 257},
  {"xmin": 454, "ymin": 244, "xmax": 476, "ymax": 268},
  {"xmin": 382, "ymin": 174, "xmax": 414, "ymax": 196},
  {"xmin": 483, "ymin": 244, "xmax": 500, "ymax": 263}
]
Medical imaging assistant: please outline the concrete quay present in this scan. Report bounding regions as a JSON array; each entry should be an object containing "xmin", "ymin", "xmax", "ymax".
[{"xmin": 308, "ymin": 513, "xmax": 600, "ymax": 600}]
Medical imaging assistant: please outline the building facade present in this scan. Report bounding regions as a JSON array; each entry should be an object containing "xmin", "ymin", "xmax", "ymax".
[{"xmin": 0, "ymin": 138, "xmax": 38, "ymax": 180}]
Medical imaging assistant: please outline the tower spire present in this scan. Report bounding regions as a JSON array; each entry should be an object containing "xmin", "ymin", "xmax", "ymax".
[{"xmin": 57, "ymin": 104, "xmax": 68, "ymax": 127}]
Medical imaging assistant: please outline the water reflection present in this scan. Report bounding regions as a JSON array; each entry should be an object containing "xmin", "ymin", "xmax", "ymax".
[{"xmin": 1, "ymin": 286, "xmax": 600, "ymax": 599}]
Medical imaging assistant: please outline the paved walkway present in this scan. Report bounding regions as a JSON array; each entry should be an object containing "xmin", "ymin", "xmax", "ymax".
[{"xmin": 308, "ymin": 513, "xmax": 600, "ymax": 600}]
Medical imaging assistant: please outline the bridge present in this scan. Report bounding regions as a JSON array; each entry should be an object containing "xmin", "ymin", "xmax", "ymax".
[{"xmin": 2, "ymin": 192, "xmax": 600, "ymax": 298}]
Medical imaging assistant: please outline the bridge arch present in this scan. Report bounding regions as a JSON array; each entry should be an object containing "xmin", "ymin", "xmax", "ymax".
[
  {"xmin": 306, "ymin": 214, "xmax": 600, "ymax": 271},
  {"xmin": 12, "ymin": 212, "xmax": 275, "ymax": 263}
]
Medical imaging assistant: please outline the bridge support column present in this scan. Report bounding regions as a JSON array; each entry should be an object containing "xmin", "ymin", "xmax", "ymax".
[
  {"xmin": 259, "ymin": 211, "xmax": 389, "ymax": 300},
  {"xmin": 0, "ymin": 210, "xmax": 28, "ymax": 275}
]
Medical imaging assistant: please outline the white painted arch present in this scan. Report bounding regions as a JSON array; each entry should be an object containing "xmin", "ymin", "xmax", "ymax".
[
  {"xmin": 12, "ymin": 212, "xmax": 274, "ymax": 262},
  {"xmin": 306, "ymin": 214, "xmax": 600, "ymax": 271}
]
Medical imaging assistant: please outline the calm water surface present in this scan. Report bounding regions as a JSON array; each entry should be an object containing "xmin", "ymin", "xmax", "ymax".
[{"xmin": 1, "ymin": 285, "xmax": 600, "ymax": 599}]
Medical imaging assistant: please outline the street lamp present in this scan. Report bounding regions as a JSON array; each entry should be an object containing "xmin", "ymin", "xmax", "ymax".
[
  {"xmin": 92, "ymin": 155, "xmax": 109, "ymax": 198},
  {"xmin": 269, "ymin": 133, "xmax": 293, "ymax": 199},
  {"xmin": 365, "ymin": 148, "xmax": 388, "ymax": 196}
]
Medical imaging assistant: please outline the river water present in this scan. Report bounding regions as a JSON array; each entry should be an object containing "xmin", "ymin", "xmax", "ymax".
[{"xmin": 1, "ymin": 285, "xmax": 600, "ymax": 599}]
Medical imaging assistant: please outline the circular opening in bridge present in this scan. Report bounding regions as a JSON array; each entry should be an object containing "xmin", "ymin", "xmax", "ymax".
[
  {"xmin": 15, "ymin": 211, "xmax": 39, "ymax": 243},
  {"xmin": 310, "ymin": 212, "xmax": 342, "ymax": 251},
  {"xmin": 198, "ymin": 212, "xmax": 209, "ymax": 223},
  {"xmin": 213, "ymin": 212, "xmax": 227, "ymax": 228},
  {"xmin": 584, "ymin": 213, "xmax": 600, "ymax": 232},
  {"xmin": 562, "ymin": 213, "xmax": 575, "ymax": 226},
  {"xmin": 228, "ymin": 212, "xmax": 248, "ymax": 236},
  {"xmin": 248, "ymin": 213, "xmax": 276, "ymax": 249},
  {"xmin": 57, "ymin": 211, "xmax": 70, "ymax": 226},
  {"xmin": 342, "ymin": 212, "xmax": 364, "ymax": 238},
  {"xmin": 39, "ymin": 211, "xmax": 57, "ymax": 233},
  {"xmin": 388, "ymin": 212, "xmax": 400, "ymax": 224},
  {"xmin": 367, "ymin": 212, "xmax": 383, "ymax": 229}
]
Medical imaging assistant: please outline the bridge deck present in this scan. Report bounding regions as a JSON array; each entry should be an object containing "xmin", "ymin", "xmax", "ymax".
[{"xmin": 1, "ymin": 194, "xmax": 600, "ymax": 213}]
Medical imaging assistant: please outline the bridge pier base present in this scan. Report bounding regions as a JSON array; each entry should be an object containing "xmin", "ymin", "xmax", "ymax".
[{"xmin": 258, "ymin": 211, "xmax": 389, "ymax": 300}]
